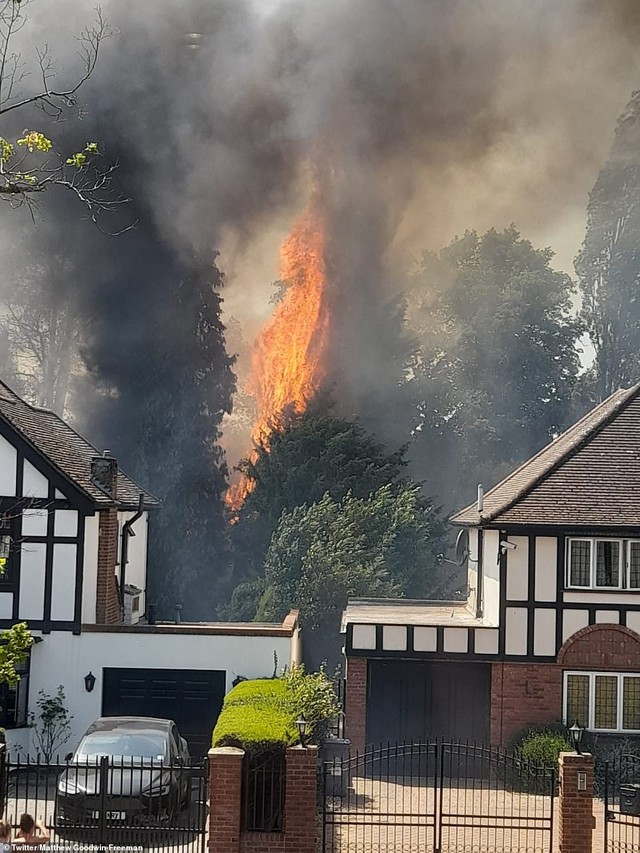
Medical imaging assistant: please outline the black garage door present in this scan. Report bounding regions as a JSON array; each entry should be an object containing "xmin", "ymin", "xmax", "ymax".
[
  {"xmin": 367, "ymin": 660, "xmax": 489, "ymax": 745},
  {"xmin": 102, "ymin": 668, "xmax": 226, "ymax": 758}
]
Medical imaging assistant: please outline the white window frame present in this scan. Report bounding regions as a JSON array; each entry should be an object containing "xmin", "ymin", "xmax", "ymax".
[
  {"xmin": 563, "ymin": 670, "xmax": 640, "ymax": 734},
  {"xmin": 565, "ymin": 538, "xmax": 636, "ymax": 590}
]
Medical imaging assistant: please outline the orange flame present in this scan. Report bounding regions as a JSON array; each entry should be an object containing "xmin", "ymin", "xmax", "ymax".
[{"xmin": 226, "ymin": 200, "xmax": 330, "ymax": 511}]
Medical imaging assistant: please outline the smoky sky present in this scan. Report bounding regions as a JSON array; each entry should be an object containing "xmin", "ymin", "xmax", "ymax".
[{"xmin": 3, "ymin": 0, "xmax": 640, "ymax": 465}]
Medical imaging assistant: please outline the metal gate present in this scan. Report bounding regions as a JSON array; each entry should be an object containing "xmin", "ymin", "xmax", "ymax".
[
  {"xmin": 2, "ymin": 752, "xmax": 209, "ymax": 851},
  {"xmin": 603, "ymin": 753, "xmax": 640, "ymax": 853},
  {"xmin": 323, "ymin": 741, "xmax": 556, "ymax": 853}
]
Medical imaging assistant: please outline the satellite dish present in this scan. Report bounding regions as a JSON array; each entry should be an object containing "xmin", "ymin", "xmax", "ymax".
[{"xmin": 455, "ymin": 529, "xmax": 469, "ymax": 566}]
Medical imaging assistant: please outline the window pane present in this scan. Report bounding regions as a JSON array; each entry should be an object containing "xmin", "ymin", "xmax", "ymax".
[
  {"xmin": 623, "ymin": 678, "xmax": 640, "ymax": 730},
  {"xmin": 630, "ymin": 543, "xmax": 640, "ymax": 589},
  {"xmin": 570, "ymin": 541, "xmax": 591, "ymax": 586},
  {"xmin": 595, "ymin": 676, "xmax": 618, "ymax": 729},
  {"xmin": 566, "ymin": 675, "xmax": 590, "ymax": 728},
  {"xmin": 596, "ymin": 541, "xmax": 620, "ymax": 587}
]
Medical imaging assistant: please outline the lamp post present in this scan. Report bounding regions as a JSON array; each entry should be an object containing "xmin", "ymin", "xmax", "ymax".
[
  {"xmin": 296, "ymin": 713, "xmax": 308, "ymax": 748},
  {"xmin": 569, "ymin": 721, "xmax": 585, "ymax": 755}
]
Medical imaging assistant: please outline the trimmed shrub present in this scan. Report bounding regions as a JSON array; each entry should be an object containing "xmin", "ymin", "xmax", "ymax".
[
  {"xmin": 518, "ymin": 730, "xmax": 572, "ymax": 766},
  {"xmin": 212, "ymin": 666, "xmax": 340, "ymax": 754}
]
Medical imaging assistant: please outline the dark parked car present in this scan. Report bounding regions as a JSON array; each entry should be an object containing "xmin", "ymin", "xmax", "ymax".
[{"xmin": 56, "ymin": 717, "xmax": 191, "ymax": 827}]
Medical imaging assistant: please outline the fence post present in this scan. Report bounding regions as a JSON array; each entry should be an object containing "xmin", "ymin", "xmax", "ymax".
[
  {"xmin": 284, "ymin": 745, "xmax": 318, "ymax": 853},
  {"xmin": 558, "ymin": 751, "xmax": 594, "ymax": 853},
  {"xmin": 208, "ymin": 746, "xmax": 244, "ymax": 853}
]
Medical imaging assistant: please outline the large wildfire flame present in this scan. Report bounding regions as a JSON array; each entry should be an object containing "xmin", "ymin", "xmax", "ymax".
[{"xmin": 226, "ymin": 200, "xmax": 330, "ymax": 510}]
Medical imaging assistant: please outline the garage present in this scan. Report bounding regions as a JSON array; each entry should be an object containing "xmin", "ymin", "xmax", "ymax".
[
  {"xmin": 101, "ymin": 667, "xmax": 226, "ymax": 757},
  {"xmin": 367, "ymin": 660, "xmax": 490, "ymax": 745}
]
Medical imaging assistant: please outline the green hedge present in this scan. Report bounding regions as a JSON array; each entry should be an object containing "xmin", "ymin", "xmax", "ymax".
[
  {"xmin": 212, "ymin": 678, "xmax": 298, "ymax": 752},
  {"xmin": 212, "ymin": 669, "xmax": 340, "ymax": 753}
]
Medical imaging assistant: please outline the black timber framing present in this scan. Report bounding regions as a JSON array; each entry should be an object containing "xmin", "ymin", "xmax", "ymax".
[{"xmin": 0, "ymin": 417, "xmax": 96, "ymax": 515}]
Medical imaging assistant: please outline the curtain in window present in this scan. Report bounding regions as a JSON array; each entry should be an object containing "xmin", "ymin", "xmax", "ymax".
[
  {"xmin": 570, "ymin": 540, "xmax": 591, "ymax": 586},
  {"xmin": 596, "ymin": 541, "xmax": 620, "ymax": 587}
]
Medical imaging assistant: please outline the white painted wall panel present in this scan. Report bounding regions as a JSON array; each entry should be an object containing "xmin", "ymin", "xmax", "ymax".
[
  {"xmin": 117, "ymin": 511, "xmax": 148, "ymax": 622},
  {"xmin": 352, "ymin": 624, "xmax": 376, "ymax": 650},
  {"xmin": 54, "ymin": 510, "xmax": 78, "ymax": 538},
  {"xmin": 474, "ymin": 628, "xmax": 499, "ymax": 654},
  {"xmin": 0, "ymin": 592, "xmax": 13, "ymax": 619},
  {"xmin": 22, "ymin": 459, "xmax": 49, "ymax": 498},
  {"xmin": 51, "ymin": 544, "xmax": 76, "ymax": 621},
  {"xmin": 564, "ymin": 591, "xmax": 640, "ymax": 605},
  {"xmin": 533, "ymin": 609, "xmax": 556, "ymax": 656},
  {"xmin": 22, "ymin": 509, "xmax": 48, "ymax": 537},
  {"xmin": 535, "ymin": 537, "xmax": 557, "ymax": 602},
  {"xmin": 483, "ymin": 529, "xmax": 501, "ymax": 624},
  {"xmin": 443, "ymin": 627, "xmax": 468, "ymax": 653},
  {"xmin": 505, "ymin": 607, "xmax": 528, "ymax": 655},
  {"xmin": 0, "ymin": 435, "xmax": 17, "ymax": 496},
  {"xmin": 562, "ymin": 610, "xmax": 590, "ymax": 642},
  {"xmin": 596, "ymin": 610, "xmax": 620, "ymax": 624},
  {"xmin": 82, "ymin": 516, "xmax": 99, "ymax": 624},
  {"xmin": 18, "ymin": 543, "xmax": 46, "ymax": 619},
  {"xmin": 626, "ymin": 612, "xmax": 640, "ymax": 635},
  {"xmin": 382, "ymin": 625, "xmax": 406, "ymax": 651},
  {"xmin": 505, "ymin": 536, "xmax": 529, "ymax": 601},
  {"xmin": 467, "ymin": 527, "xmax": 479, "ymax": 613},
  {"xmin": 413, "ymin": 626, "xmax": 437, "ymax": 651},
  {"xmin": 10, "ymin": 629, "xmax": 297, "ymax": 756}
]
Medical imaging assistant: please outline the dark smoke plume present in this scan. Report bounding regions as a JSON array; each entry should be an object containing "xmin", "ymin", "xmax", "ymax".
[{"xmin": 3, "ymin": 0, "xmax": 640, "ymax": 614}]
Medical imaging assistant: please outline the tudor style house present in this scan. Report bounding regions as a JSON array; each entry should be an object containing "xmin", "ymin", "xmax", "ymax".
[
  {"xmin": 0, "ymin": 380, "xmax": 301, "ymax": 756},
  {"xmin": 342, "ymin": 382, "xmax": 640, "ymax": 753}
]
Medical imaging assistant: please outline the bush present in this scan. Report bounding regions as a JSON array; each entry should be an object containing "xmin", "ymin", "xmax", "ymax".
[
  {"xmin": 518, "ymin": 730, "xmax": 572, "ymax": 767},
  {"xmin": 212, "ymin": 667, "xmax": 340, "ymax": 754}
]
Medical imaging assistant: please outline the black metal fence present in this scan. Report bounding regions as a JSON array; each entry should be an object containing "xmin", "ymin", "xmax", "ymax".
[
  {"xmin": 242, "ymin": 751, "xmax": 285, "ymax": 832},
  {"xmin": 323, "ymin": 740, "xmax": 556, "ymax": 853},
  {"xmin": 603, "ymin": 752, "xmax": 640, "ymax": 853},
  {"xmin": 2, "ymin": 751, "xmax": 208, "ymax": 851}
]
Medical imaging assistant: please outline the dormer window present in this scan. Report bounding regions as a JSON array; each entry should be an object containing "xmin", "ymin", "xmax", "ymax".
[{"xmin": 567, "ymin": 538, "xmax": 640, "ymax": 590}]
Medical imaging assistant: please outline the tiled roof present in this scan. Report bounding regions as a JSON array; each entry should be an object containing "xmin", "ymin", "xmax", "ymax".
[
  {"xmin": 0, "ymin": 380, "xmax": 158, "ymax": 508},
  {"xmin": 451, "ymin": 383, "xmax": 640, "ymax": 527}
]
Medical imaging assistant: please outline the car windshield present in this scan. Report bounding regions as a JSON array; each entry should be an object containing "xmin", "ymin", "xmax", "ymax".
[{"xmin": 76, "ymin": 732, "xmax": 167, "ymax": 760}]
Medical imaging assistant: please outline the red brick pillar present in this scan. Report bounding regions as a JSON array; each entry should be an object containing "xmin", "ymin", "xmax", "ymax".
[
  {"xmin": 284, "ymin": 745, "xmax": 318, "ymax": 853},
  {"xmin": 344, "ymin": 657, "xmax": 367, "ymax": 754},
  {"xmin": 208, "ymin": 747, "xmax": 244, "ymax": 853},
  {"xmin": 558, "ymin": 751, "xmax": 594, "ymax": 853}
]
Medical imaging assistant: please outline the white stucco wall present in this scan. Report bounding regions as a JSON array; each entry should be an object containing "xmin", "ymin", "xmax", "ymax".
[
  {"xmin": 482, "ymin": 529, "xmax": 500, "ymax": 624},
  {"xmin": 7, "ymin": 628, "xmax": 296, "ymax": 756}
]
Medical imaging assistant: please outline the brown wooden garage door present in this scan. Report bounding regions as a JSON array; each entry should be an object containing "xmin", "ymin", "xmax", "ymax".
[{"xmin": 367, "ymin": 660, "xmax": 489, "ymax": 745}]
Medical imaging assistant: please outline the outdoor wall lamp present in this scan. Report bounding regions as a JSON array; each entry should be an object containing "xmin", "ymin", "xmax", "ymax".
[
  {"xmin": 569, "ymin": 721, "xmax": 585, "ymax": 755},
  {"xmin": 84, "ymin": 671, "xmax": 96, "ymax": 693},
  {"xmin": 296, "ymin": 713, "xmax": 308, "ymax": 747}
]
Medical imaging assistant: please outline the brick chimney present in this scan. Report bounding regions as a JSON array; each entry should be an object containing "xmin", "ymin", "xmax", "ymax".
[{"xmin": 91, "ymin": 452, "xmax": 118, "ymax": 499}]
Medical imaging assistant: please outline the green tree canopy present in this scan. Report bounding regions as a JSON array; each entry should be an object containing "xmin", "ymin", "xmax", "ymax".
[
  {"xmin": 576, "ymin": 90, "xmax": 640, "ymax": 399},
  {"xmin": 407, "ymin": 226, "xmax": 582, "ymax": 511},
  {"xmin": 227, "ymin": 408, "xmax": 410, "ymax": 595},
  {"xmin": 257, "ymin": 485, "xmax": 444, "ymax": 666}
]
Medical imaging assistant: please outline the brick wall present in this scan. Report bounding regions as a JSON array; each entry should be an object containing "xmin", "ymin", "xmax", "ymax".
[
  {"xmin": 558, "ymin": 752, "xmax": 594, "ymax": 853},
  {"xmin": 209, "ymin": 746, "xmax": 317, "ymax": 853},
  {"xmin": 490, "ymin": 662, "xmax": 562, "ymax": 746},
  {"xmin": 96, "ymin": 508, "xmax": 121, "ymax": 625},
  {"xmin": 558, "ymin": 624, "xmax": 640, "ymax": 669},
  {"xmin": 344, "ymin": 657, "xmax": 367, "ymax": 754},
  {"xmin": 209, "ymin": 748, "xmax": 243, "ymax": 853}
]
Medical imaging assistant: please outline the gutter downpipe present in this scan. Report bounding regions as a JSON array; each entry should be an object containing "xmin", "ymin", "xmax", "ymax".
[
  {"xmin": 475, "ymin": 528, "xmax": 484, "ymax": 620},
  {"xmin": 119, "ymin": 493, "xmax": 145, "ymax": 608}
]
